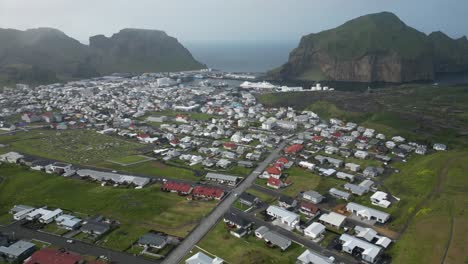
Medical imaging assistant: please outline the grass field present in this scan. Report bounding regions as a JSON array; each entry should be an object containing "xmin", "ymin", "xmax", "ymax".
[
  {"xmin": 108, "ymin": 155, "xmax": 149, "ymax": 165},
  {"xmin": 386, "ymin": 150, "xmax": 468, "ymax": 264},
  {"xmin": 0, "ymin": 165, "xmax": 215, "ymax": 251},
  {"xmin": 195, "ymin": 221, "xmax": 306, "ymax": 263},
  {"xmin": 0, "ymin": 129, "xmax": 143, "ymax": 165}
]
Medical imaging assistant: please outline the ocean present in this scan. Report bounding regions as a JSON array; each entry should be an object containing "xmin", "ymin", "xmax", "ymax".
[{"xmin": 185, "ymin": 41, "xmax": 297, "ymax": 73}]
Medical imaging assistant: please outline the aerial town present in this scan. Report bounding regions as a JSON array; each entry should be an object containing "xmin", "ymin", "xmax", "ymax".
[{"xmin": 0, "ymin": 70, "xmax": 447, "ymax": 264}]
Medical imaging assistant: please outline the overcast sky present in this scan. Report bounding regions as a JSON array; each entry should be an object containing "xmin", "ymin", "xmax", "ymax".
[{"xmin": 0, "ymin": 0, "xmax": 466, "ymax": 45}]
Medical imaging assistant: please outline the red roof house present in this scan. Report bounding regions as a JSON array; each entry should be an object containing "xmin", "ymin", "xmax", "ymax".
[
  {"xmin": 312, "ymin": 136, "xmax": 323, "ymax": 142},
  {"xmin": 267, "ymin": 177, "xmax": 283, "ymax": 189},
  {"xmin": 264, "ymin": 166, "xmax": 282, "ymax": 178},
  {"xmin": 24, "ymin": 249, "xmax": 82, "ymax": 264},
  {"xmin": 192, "ymin": 186, "xmax": 225, "ymax": 200},
  {"xmin": 223, "ymin": 142, "xmax": 237, "ymax": 150},
  {"xmin": 277, "ymin": 157, "xmax": 289, "ymax": 164},
  {"xmin": 299, "ymin": 202, "xmax": 320, "ymax": 217},
  {"xmin": 284, "ymin": 144, "xmax": 304, "ymax": 154},
  {"xmin": 162, "ymin": 182, "xmax": 193, "ymax": 195}
]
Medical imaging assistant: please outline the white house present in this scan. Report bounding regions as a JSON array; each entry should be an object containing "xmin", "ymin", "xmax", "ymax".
[
  {"xmin": 339, "ymin": 234, "xmax": 382, "ymax": 263},
  {"xmin": 186, "ymin": 252, "xmax": 224, "ymax": 264},
  {"xmin": 304, "ymin": 222, "xmax": 326, "ymax": 239},
  {"xmin": 346, "ymin": 203, "xmax": 390, "ymax": 223},
  {"xmin": 297, "ymin": 249, "xmax": 335, "ymax": 264},
  {"xmin": 266, "ymin": 205, "xmax": 299, "ymax": 228},
  {"xmin": 319, "ymin": 212, "xmax": 346, "ymax": 229},
  {"xmin": 370, "ymin": 191, "xmax": 391, "ymax": 208}
]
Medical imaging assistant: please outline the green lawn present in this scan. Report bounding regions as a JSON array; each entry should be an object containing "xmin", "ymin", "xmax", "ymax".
[
  {"xmin": 281, "ymin": 167, "xmax": 321, "ymax": 197},
  {"xmin": 195, "ymin": 222, "xmax": 306, "ymax": 263},
  {"xmin": 0, "ymin": 165, "xmax": 215, "ymax": 251},
  {"xmin": 109, "ymin": 155, "xmax": 149, "ymax": 165},
  {"xmin": 244, "ymin": 188, "xmax": 277, "ymax": 204},
  {"xmin": 0, "ymin": 129, "xmax": 143, "ymax": 165}
]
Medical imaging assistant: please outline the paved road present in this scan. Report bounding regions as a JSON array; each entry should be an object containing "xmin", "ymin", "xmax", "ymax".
[
  {"xmin": 230, "ymin": 207, "xmax": 357, "ymax": 264},
  {"xmin": 162, "ymin": 139, "xmax": 292, "ymax": 264},
  {"xmin": 0, "ymin": 221, "xmax": 158, "ymax": 264}
]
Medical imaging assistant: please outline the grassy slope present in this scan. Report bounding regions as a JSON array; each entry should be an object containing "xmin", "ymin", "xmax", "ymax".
[{"xmin": 0, "ymin": 165, "xmax": 215, "ymax": 251}]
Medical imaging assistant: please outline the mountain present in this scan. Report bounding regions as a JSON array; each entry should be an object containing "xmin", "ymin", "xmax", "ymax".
[
  {"xmin": 0, "ymin": 28, "xmax": 204, "ymax": 85},
  {"xmin": 273, "ymin": 12, "xmax": 468, "ymax": 83},
  {"xmin": 89, "ymin": 29, "xmax": 204, "ymax": 74}
]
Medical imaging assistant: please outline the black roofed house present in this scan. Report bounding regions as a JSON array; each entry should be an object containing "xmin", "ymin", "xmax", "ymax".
[
  {"xmin": 137, "ymin": 233, "xmax": 168, "ymax": 249},
  {"xmin": 30, "ymin": 160, "xmax": 52, "ymax": 171},
  {"xmin": 223, "ymin": 211, "xmax": 253, "ymax": 230},
  {"xmin": 278, "ymin": 195, "xmax": 297, "ymax": 209},
  {"xmin": 19, "ymin": 156, "xmax": 37, "ymax": 167},
  {"xmin": 239, "ymin": 192, "xmax": 259, "ymax": 207},
  {"xmin": 81, "ymin": 216, "xmax": 111, "ymax": 236}
]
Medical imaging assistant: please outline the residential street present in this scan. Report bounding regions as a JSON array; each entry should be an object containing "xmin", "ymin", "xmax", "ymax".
[
  {"xmin": 162, "ymin": 138, "xmax": 292, "ymax": 264},
  {"xmin": 229, "ymin": 207, "xmax": 358, "ymax": 264},
  {"xmin": 0, "ymin": 221, "xmax": 159, "ymax": 264}
]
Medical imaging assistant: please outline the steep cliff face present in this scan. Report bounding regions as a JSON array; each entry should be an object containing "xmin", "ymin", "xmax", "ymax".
[
  {"xmin": 0, "ymin": 27, "xmax": 204, "ymax": 85},
  {"xmin": 429, "ymin": 31, "xmax": 468, "ymax": 73},
  {"xmin": 274, "ymin": 12, "xmax": 465, "ymax": 83},
  {"xmin": 89, "ymin": 28, "xmax": 205, "ymax": 74}
]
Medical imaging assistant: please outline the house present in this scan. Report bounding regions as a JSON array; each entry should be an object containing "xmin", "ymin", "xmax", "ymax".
[
  {"xmin": 354, "ymin": 150, "xmax": 369, "ymax": 159},
  {"xmin": 56, "ymin": 215, "xmax": 82, "ymax": 230},
  {"xmin": 266, "ymin": 205, "xmax": 299, "ymax": 228},
  {"xmin": 262, "ymin": 166, "xmax": 282, "ymax": 179},
  {"xmin": 345, "ymin": 163, "xmax": 361, "ymax": 172},
  {"xmin": 354, "ymin": 226, "xmax": 392, "ymax": 248},
  {"xmin": 304, "ymin": 222, "xmax": 326, "ymax": 240},
  {"xmin": 433, "ymin": 143, "xmax": 447, "ymax": 151},
  {"xmin": 370, "ymin": 191, "xmax": 392, "ymax": 208},
  {"xmin": 267, "ymin": 177, "xmax": 283, "ymax": 189},
  {"xmin": 318, "ymin": 212, "xmax": 346, "ymax": 229},
  {"xmin": 223, "ymin": 142, "xmax": 237, "ymax": 150},
  {"xmin": 299, "ymin": 202, "xmax": 320, "ymax": 218},
  {"xmin": 329, "ymin": 188, "xmax": 351, "ymax": 201},
  {"xmin": 81, "ymin": 216, "xmax": 111, "ymax": 236},
  {"xmin": 263, "ymin": 230, "xmax": 292, "ymax": 250},
  {"xmin": 237, "ymin": 160, "xmax": 254, "ymax": 168},
  {"xmin": 363, "ymin": 167, "xmax": 384, "ymax": 178},
  {"xmin": 277, "ymin": 120, "xmax": 297, "ymax": 130},
  {"xmin": 284, "ymin": 144, "xmax": 303, "ymax": 154},
  {"xmin": 186, "ymin": 252, "xmax": 224, "ymax": 264},
  {"xmin": 336, "ymin": 172, "xmax": 355, "ymax": 182},
  {"xmin": 344, "ymin": 183, "xmax": 368, "ymax": 196},
  {"xmin": 297, "ymin": 249, "xmax": 335, "ymax": 264},
  {"xmin": 302, "ymin": 191, "xmax": 324, "ymax": 204},
  {"xmin": 239, "ymin": 192, "xmax": 259, "ymax": 207},
  {"xmin": 192, "ymin": 186, "xmax": 225, "ymax": 200},
  {"xmin": 299, "ymin": 161, "xmax": 315, "ymax": 170},
  {"xmin": 161, "ymin": 182, "xmax": 193, "ymax": 195},
  {"xmin": 10, "ymin": 205, "xmax": 35, "ymax": 220},
  {"xmin": 0, "ymin": 240, "xmax": 35, "ymax": 262},
  {"xmin": 50, "ymin": 162, "xmax": 73, "ymax": 175},
  {"xmin": 346, "ymin": 203, "xmax": 390, "ymax": 223},
  {"xmin": 24, "ymin": 248, "xmax": 83, "ymax": 264},
  {"xmin": 0, "ymin": 152, "xmax": 24, "ymax": 163},
  {"xmin": 278, "ymin": 196, "xmax": 297, "ymax": 209},
  {"xmin": 339, "ymin": 234, "xmax": 382, "ymax": 263},
  {"xmin": 223, "ymin": 211, "xmax": 253, "ymax": 229},
  {"xmin": 205, "ymin": 173, "xmax": 239, "ymax": 186},
  {"xmin": 137, "ymin": 233, "xmax": 168, "ymax": 249}
]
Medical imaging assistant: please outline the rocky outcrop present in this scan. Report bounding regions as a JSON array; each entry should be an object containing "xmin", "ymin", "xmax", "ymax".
[
  {"xmin": 0, "ymin": 27, "xmax": 204, "ymax": 85},
  {"xmin": 274, "ymin": 12, "xmax": 467, "ymax": 83}
]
